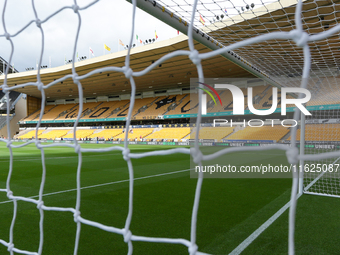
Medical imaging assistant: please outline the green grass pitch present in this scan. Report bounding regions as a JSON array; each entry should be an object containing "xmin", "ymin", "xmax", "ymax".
[{"xmin": 0, "ymin": 142, "xmax": 339, "ymax": 254}]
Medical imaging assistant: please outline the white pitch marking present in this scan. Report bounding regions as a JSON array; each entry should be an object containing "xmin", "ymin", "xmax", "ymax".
[
  {"xmin": 0, "ymin": 153, "xmax": 117, "ymax": 162},
  {"xmin": 0, "ymin": 168, "xmax": 192, "ymax": 204},
  {"xmin": 229, "ymin": 192, "xmax": 302, "ymax": 255}
]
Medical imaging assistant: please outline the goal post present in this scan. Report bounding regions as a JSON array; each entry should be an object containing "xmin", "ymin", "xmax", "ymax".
[
  {"xmin": 298, "ymin": 111, "xmax": 306, "ymax": 195},
  {"xmin": 300, "ymin": 99, "xmax": 340, "ymax": 198}
]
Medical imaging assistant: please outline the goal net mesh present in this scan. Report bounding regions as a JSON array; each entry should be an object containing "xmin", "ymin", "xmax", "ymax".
[{"xmin": 1, "ymin": 0, "xmax": 340, "ymax": 254}]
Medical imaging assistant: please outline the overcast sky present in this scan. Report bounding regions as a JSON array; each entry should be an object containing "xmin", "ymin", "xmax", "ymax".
[
  {"xmin": 0, "ymin": 0, "xmax": 180, "ymax": 72},
  {"xmin": 0, "ymin": 0, "xmax": 278, "ymax": 73}
]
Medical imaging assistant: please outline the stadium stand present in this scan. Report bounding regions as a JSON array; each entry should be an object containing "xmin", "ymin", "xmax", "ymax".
[
  {"xmin": 165, "ymin": 85, "xmax": 275, "ymax": 116},
  {"xmin": 191, "ymin": 127, "xmax": 234, "ymax": 141},
  {"xmin": 132, "ymin": 97, "xmax": 164, "ymax": 118},
  {"xmin": 55, "ymin": 104, "xmax": 84, "ymax": 120},
  {"xmin": 114, "ymin": 128, "xmax": 154, "ymax": 141},
  {"xmin": 82, "ymin": 101, "xmax": 123, "ymax": 119},
  {"xmin": 88, "ymin": 129, "xmax": 123, "ymax": 140},
  {"xmin": 136, "ymin": 95, "xmax": 187, "ymax": 118},
  {"xmin": 194, "ymin": 85, "xmax": 297, "ymax": 114},
  {"xmin": 38, "ymin": 129, "xmax": 70, "ymax": 140},
  {"xmin": 227, "ymin": 125, "xmax": 290, "ymax": 141},
  {"xmin": 135, "ymin": 96, "xmax": 167, "ymax": 118},
  {"xmin": 58, "ymin": 102, "xmax": 100, "ymax": 120},
  {"xmin": 17, "ymin": 129, "xmax": 44, "ymax": 139},
  {"xmin": 19, "ymin": 84, "xmax": 308, "ymax": 124},
  {"xmin": 288, "ymin": 124, "xmax": 340, "ymax": 141},
  {"xmin": 34, "ymin": 104, "xmax": 75, "ymax": 120},
  {"xmin": 171, "ymin": 94, "xmax": 198, "ymax": 115},
  {"xmin": 63, "ymin": 129, "xmax": 94, "ymax": 139},
  {"xmin": 306, "ymin": 77, "xmax": 340, "ymax": 106},
  {"xmin": 213, "ymin": 87, "xmax": 248, "ymax": 113},
  {"xmin": 254, "ymin": 86, "xmax": 273, "ymax": 109},
  {"xmin": 15, "ymin": 127, "xmax": 194, "ymax": 141},
  {"xmin": 107, "ymin": 100, "xmax": 131, "ymax": 118},
  {"xmin": 23, "ymin": 105, "xmax": 57, "ymax": 121},
  {"xmin": 146, "ymin": 127, "xmax": 190, "ymax": 141},
  {"xmin": 161, "ymin": 94, "xmax": 190, "ymax": 115}
]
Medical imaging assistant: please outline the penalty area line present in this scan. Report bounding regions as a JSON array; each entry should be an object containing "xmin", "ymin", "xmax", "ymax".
[
  {"xmin": 229, "ymin": 192, "xmax": 302, "ymax": 255},
  {"xmin": 0, "ymin": 168, "xmax": 192, "ymax": 204}
]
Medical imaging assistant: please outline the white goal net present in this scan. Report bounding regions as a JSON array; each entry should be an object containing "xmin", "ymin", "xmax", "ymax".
[{"xmin": 1, "ymin": 0, "xmax": 340, "ymax": 254}]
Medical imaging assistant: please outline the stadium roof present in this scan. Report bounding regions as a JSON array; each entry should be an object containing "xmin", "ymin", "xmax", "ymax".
[
  {"xmin": 137, "ymin": 0, "xmax": 340, "ymax": 90},
  {"xmin": 0, "ymin": 35, "xmax": 253, "ymax": 100},
  {"xmin": 202, "ymin": 0, "xmax": 340, "ymax": 79},
  {"xmin": 0, "ymin": 56, "xmax": 18, "ymax": 75}
]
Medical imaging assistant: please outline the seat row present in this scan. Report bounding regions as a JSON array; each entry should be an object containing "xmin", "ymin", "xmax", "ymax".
[{"xmin": 16, "ymin": 124, "xmax": 340, "ymax": 142}]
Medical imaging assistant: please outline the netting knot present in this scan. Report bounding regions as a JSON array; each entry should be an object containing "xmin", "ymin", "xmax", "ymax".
[
  {"xmin": 188, "ymin": 244, "xmax": 198, "ymax": 255},
  {"xmin": 2, "ymin": 85, "xmax": 9, "ymax": 93},
  {"xmin": 123, "ymin": 229, "xmax": 132, "ymax": 243},
  {"xmin": 72, "ymin": 4, "xmax": 79, "ymax": 13},
  {"xmin": 37, "ymin": 82, "xmax": 44, "ymax": 91},
  {"xmin": 7, "ymin": 191, "xmax": 13, "ymax": 199},
  {"xmin": 35, "ymin": 140, "xmax": 42, "ymax": 149},
  {"xmin": 123, "ymin": 66, "xmax": 133, "ymax": 79},
  {"xmin": 189, "ymin": 50, "xmax": 201, "ymax": 65},
  {"xmin": 6, "ymin": 140, "xmax": 12, "ymax": 148},
  {"xmin": 35, "ymin": 19, "xmax": 42, "ymax": 28},
  {"xmin": 7, "ymin": 243, "xmax": 14, "ymax": 252},
  {"xmin": 192, "ymin": 149, "xmax": 203, "ymax": 164},
  {"xmin": 4, "ymin": 33, "xmax": 10, "ymax": 40},
  {"xmin": 286, "ymin": 147, "xmax": 299, "ymax": 165},
  {"xmin": 290, "ymin": 30, "xmax": 309, "ymax": 48},
  {"xmin": 122, "ymin": 148, "xmax": 130, "ymax": 161},
  {"xmin": 72, "ymin": 74, "xmax": 79, "ymax": 83},
  {"xmin": 37, "ymin": 201, "xmax": 44, "ymax": 209},
  {"xmin": 75, "ymin": 144, "xmax": 81, "ymax": 154},
  {"xmin": 73, "ymin": 211, "xmax": 80, "ymax": 222}
]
